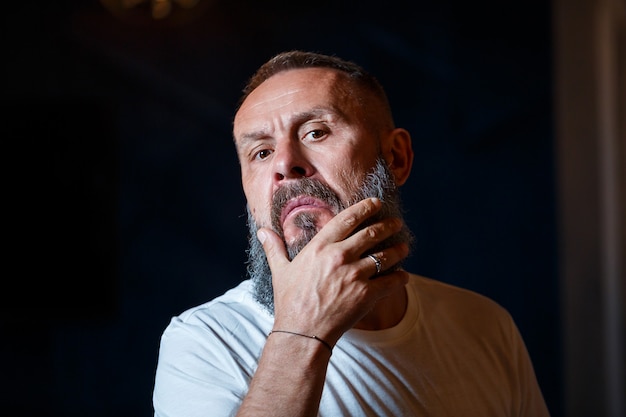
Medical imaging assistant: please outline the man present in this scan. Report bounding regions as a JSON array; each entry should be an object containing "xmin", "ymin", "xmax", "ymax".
[{"xmin": 153, "ymin": 50, "xmax": 550, "ymax": 416}]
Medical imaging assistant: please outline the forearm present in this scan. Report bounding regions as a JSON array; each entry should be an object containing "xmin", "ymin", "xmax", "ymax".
[
  {"xmin": 238, "ymin": 199, "xmax": 409, "ymax": 416},
  {"xmin": 236, "ymin": 331, "xmax": 332, "ymax": 417}
]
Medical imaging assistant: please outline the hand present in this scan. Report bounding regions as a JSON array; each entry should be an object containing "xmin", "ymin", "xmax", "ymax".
[{"xmin": 256, "ymin": 197, "xmax": 410, "ymax": 347}]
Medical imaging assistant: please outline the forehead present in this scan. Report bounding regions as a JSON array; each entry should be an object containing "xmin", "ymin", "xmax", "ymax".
[{"xmin": 233, "ymin": 68, "xmax": 357, "ymax": 133}]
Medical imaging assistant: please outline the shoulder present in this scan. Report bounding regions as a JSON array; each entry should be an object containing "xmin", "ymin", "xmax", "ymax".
[
  {"xmin": 407, "ymin": 273, "xmax": 514, "ymax": 331},
  {"xmin": 406, "ymin": 274, "xmax": 527, "ymax": 357},
  {"xmin": 160, "ymin": 280, "xmax": 272, "ymax": 352},
  {"xmin": 177, "ymin": 280, "xmax": 266, "ymax": 323},
  {"xmin": 410, "ymin": 273, "xmax": 507, "ymax": 309}
]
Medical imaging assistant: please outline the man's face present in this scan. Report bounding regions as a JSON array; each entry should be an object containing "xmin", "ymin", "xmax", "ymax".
[{"xmin": 233, "ymin": 67, "xmax": 382, "ymax": 245}]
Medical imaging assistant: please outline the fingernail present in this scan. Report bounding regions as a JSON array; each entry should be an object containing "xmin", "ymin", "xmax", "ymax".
[{"xmin": 257, "ymin": 229, "xmax": 267, "ymax": 244}]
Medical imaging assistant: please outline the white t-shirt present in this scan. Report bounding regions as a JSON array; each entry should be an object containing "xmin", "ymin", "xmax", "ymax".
[{"xmin": 153, "ymin": 275, "xmax": 549, "ymax": 417}]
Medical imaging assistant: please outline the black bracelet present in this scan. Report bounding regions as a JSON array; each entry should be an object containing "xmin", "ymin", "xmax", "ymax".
[{"xmin": 268, "ymin": 330, "xmax": 333, "ymax": 353}]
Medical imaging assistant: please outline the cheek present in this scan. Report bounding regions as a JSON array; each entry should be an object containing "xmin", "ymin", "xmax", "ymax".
[
  {"xmin": 331, "ymin": 164, "xmax": 368, "ymax": 201},
  {"xmin": 243, "ymin": 181, "xmax": 273, "ymax": 227}
]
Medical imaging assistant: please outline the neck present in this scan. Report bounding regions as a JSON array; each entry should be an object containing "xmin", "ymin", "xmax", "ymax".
[{"xmin": 353, "ymin": 284, "xmax": 407, "ymax": 331}]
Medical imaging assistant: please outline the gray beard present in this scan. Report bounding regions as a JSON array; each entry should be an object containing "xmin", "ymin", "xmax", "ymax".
[{"xmin": 245, "ymin": 157, "xmax": 414, "ymax": 314}]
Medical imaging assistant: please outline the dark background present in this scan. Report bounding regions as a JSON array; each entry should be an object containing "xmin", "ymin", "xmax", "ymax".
[{"xmin": 2, "ymin": 1, "xmax": 561, "ymax": 416}]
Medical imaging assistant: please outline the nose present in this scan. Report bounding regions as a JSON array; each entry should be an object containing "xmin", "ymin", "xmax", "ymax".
[{"xmin": 273, "ymin": 139, "xmax": 314, "ymax": 182}]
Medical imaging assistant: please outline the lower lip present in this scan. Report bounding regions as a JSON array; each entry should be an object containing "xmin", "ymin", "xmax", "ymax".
[
  {"xmin": 283, "ymin": 205, "xmax": 327, "ymax": 224},
  {"xmin": 287, "ymin": 204, "xmax": 321, "ymax": 216}
]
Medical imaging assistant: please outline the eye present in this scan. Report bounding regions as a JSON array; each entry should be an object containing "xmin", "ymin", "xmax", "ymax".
[
  {"xmin": 303, "ymin": 129, "xmax": 327, "ymax": 141},
  {"xmin": 255, "ymin": 149, "xmax": 273, "ymax": 160}
]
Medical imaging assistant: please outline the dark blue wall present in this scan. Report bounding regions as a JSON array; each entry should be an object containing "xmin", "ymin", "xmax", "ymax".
[{"xmin": 2, "ymin": 1, "xmax": 560, "ymax": 416}]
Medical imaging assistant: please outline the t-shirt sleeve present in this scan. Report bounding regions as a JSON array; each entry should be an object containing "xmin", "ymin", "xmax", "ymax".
[{"xmin": 152, "ymin": 316, "xmax": 251, "ymax": 417}]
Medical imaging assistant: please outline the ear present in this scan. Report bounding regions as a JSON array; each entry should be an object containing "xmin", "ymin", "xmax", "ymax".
[{"xmin": 382, "ymin": 128, "xmax": 413, "ymax": 186}]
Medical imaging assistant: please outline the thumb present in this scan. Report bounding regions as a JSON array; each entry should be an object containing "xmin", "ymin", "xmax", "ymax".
[{"xmin": 257, "ymin": 227, "xmax": 289, "ymax": 271}]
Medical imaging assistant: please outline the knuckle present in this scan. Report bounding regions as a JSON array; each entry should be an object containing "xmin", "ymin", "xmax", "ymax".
[
  {"xmin": 365, "ymin": 226, "xmax": 379, "ymax": 240},
  {"xmin": 344, "ymin": 215, "xmax": 358, "ymax": 228},
  {"xmin": 330, "ymin": 250, "xmax": 349, "ymax": 267}
]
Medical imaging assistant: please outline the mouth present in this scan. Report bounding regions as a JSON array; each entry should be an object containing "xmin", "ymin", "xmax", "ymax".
[{"xmin": 280, "ymin": 196, "xmax": 334, "ymax": 229}]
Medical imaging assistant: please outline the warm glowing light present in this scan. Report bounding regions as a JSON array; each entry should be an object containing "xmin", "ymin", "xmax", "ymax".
[{"xmin": 101, "ymin": 0, "xmax": 202, "ymax": 20}]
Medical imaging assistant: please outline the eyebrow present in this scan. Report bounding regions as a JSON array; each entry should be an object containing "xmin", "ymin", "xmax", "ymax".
[{"xmin": 236, "ymin": 106, "xmax": 346, "ymax": 148}]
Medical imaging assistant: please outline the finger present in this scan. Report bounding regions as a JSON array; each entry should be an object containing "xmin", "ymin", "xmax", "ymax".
[
  {"xmin": 257, "ymin": 227, "xmax": 289, "ymax": 272},
  {"xmin": 315, "ymin": 197, "xmax": 382, "ymax": 243},
  {"xmin": 345, "ymin": 216, "xmax": 404, "ymax": 257},
  {"xmin": 362, "ymin": 242, "xmax": 410, "ymax": 278},
  {"xmin": 365, "ymin": 254, "xmax": 383, "ymax": 276}
]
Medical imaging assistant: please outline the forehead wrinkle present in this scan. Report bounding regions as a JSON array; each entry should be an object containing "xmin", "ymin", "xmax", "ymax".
[
  {"xmin": 244, "ymin": 89, "xmax": 297, "ymax": 115},
  {"xmin": 235, "ymin": 70, "xmax": 352, "ymax": 132}
]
